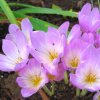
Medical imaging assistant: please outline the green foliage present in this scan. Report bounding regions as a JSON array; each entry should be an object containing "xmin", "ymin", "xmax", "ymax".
[
  {"xmin": 0, "ymin": 0, "xmax": 17, "ymax": 24},
  {"xmin": 14, "ymin": 12, "xmax": 58, "ymax": 31},
  {"xmin": 52, "ymin": 4, "xmax": 62, "ymax": 10},
  {"xmin": 0, "ymin": 2, "xmax": 78, "ymax": 31}
]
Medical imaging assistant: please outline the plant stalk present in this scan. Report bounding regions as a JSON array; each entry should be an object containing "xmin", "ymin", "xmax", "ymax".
[
  {"xmin": 0, "ymin": 0, "xmax": 17, "ymax": 24},
  {"xmin": 51, "ymin": 82, "xmax": 55, "ymax": 95},
  {"xmin": 80, "ymin": 89, "xmax": 87, "ymax": 96},
  {"xmin": 39, "ymin": 89, "xmax": 49, "ymax": 100},
  {"xmin": 64, "ymin": 71, "xmax": 68, "ymax": 84},
  {"xmin": 43, "ymin": 85, "xmax": 52, "ymax": 96},
  {"xmin": 98, "ymin": 0, "xmax": 100, "ymax": 10},
  {"xmin": 43, "ymin": 82, "xmax": 55, "ymax": 97},
  {"xmin": 76, "ymin": 88, "xmax": 80, "ymax": 97}
]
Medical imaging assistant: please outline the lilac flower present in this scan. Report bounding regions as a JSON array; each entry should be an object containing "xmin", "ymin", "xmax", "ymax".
[
  {"xmin": 82, "ymin": 32, "xmax": 94, "ymax": 45},
  {"xmin": 21, "ymin": 18, "xmax": 33, "ymax": 48},
  {"xmin": 47, "ymin": 62, "xmax": 66, "ymax": 81},
  {"xmin": 0, "ymin": 28, "xmax": 29, "ymax": 71},
  {"xmin": 82, "ymin": 32, "xmax": 100, "ymax": 48},
  {"xmin": 70, "ymin": 46, "xmax": 100, "ymax": 91},
  {"xmin": 78, "ymin": 3, "xmax": 100, "ymax": 33},
  {"xmin": 67, "ymin": 24, "xmax": 82, "ymax": 44},
  {"xmin": 16, "ymin": 59, "xmax": 48, "ymax": 97},
  {"xmin": 6, "ymin": 18, "xmax": 33, "ymax": 49},
  {"xmin": 94, "ymin": 34, "xmax": 100, "ymax": 48},
  {"xmin": 58, "ymin": 21, "xmax": 69, "ymax": 36},
  {"xmin": 30, "ymin": 26, "xmax": 66, "ymax": 75},
  {"xmin": 63, "ymin": 39, "xmax": 89, "ymax": 69}
]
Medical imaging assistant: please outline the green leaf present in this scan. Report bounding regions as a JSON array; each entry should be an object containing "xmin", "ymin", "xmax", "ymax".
[
  {"xmin": 15, "ymin": 8, "xmax": 77, "ymax": 17},
  {"xmin": 0, "ymin": 0, "xmax": 17, "ymax": 24},
  {"xmin": 29, "ymin": 18, "xmax": 57, "ymax": 31},
  {"xmin": 9, "ymin": 3, "xmax": 77, "ymax": 17},
  {"xmin": 14, "ymin": 12, "xmax": 58, "ymax": 31},
  {"xmin": 9, "ymin": 3, "xmax": 38, "ymax": 8},
  {"xmin": 52, "ymin": 4, "xmax": 62, "ymax": 10}
]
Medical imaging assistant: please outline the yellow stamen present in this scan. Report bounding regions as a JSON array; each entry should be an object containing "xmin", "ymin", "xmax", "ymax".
[
  {"xmin": 49, "ymin": 51, "xmax": 58, "ymax": 61},
  {"xmin": 69, "ymin": 57, "xmax": 79, "ymax": 68},
  {"xmin": 15, "ymin": 57, "xmax": 22, "ymax": 64},
  {"xmin": 84, "ymin": 73, "xmax": 96, "ymax": 84},
  {"xmin": 30, "ymin": 75, "xmax": 42, "ymax": 87}
]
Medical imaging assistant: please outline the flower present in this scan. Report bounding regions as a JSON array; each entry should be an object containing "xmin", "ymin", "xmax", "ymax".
[
  {"xmin": 58, "ymin": 21, "xmax": 69, "ymax": 36},
  {"xmin": 47, "ymin": 62, "xmax": 66, "ymax": 81},
  {"xmin": 67, "ymin": 24, "xmax": 82, "ymax": 44},
  {"xmin": 6, "ymin": 18, "xmax": 33, "ymax": 49},
  {"xmin": 63, "ymin": 39, "xmax": 89, "ymax": 69},
  {"xmin": 78, "ymin": 3, "xmax": 100, "ymax": 33},
  {"xmin": 70, "ymin": 46, "xmax": 100, "ymax": 91},
  {"xmin": 16, "ymin": 59, "xmax": 48, "ymax": 97},
  {"xmin": 82, "ymin": 32, "xmax": 100, "ymax": 48},
  {"xmin": 0, "ymin": 28, "xmax": 29, "ymax": 72},
  {"xmin": 21, "ymin": 18, "xmax": 33, "ymax": 48},
  {"xmin": 31, "ymin": 26, "xmax": 66, "ymax": 75},
  {"xmin": 81, "ymin": 32, "xmax": 94, "ymax": 45},
  {"xmin": 94, "ymin": 33, "xmax": 100, "ymax": 48}
]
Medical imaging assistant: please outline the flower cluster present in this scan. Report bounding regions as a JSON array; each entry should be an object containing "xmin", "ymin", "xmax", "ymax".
[{"xmin": 0, "ymin": 3, "xmax": 100, "ymax": 99}]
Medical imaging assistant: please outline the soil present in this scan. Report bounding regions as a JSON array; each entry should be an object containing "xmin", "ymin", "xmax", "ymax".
[{"xmin": 0, "ymin": 0, "xmax": 98, "ymax": 100}]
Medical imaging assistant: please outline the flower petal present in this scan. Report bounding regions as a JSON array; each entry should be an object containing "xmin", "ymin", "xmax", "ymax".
[
  {"xmin": 79, "ymin": 3, "xmax": 91, "ymax": 15},
  {"xmin": 21, "ymin": 88, "xmax": 36, "ymax": 97},
  {"xmin": 70, "ymin": 73, "xmax": 84, "ymax": 89},
  {"xmin": 21, "ymin": 18, "xmax": 33, "ymax": 33},
  {"xmin": 13, "ymin": 29, "xmax": 29, "ymax": 59},
  {"xmin": 58, "ymin": 21, "xmax": 69, "ymax": 36},
  {"xmin": 2, "ymin": 39, "xmax": 19, "ymax": 60},
  {"xmin": 9, "ymin": 24, "xmax": 19, "ymax": 34},
  {"xmin": 67, "ymin": 24, "xmax": 81, "ymax": 43}
]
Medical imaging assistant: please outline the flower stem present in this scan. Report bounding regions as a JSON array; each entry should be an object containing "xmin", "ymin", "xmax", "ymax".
[
  {"xmin": 43, "ymin": 82, "xmax": 55, "ymax": 96},
  {"xmin": 76, "ymin": 88, "xmax": 80, "ymax": 97},
  {"xmin": 39, "ymin": 89, "xmax": 49, "ymax": 100},
  {"xmin": 0, "ymin": 0, "xmax": 17, "ymax": 24},
  {"xmin": 80, "ymin": 89, "xmax": 87, "ymax": 96},
  {"xmin": 51, "ymin": 82, "xmax": 55, "ymax": 95},
  {"xmin": 43, "ymin": 85, "xmax": 52, "ymax": 96},
  {"xmin": 64, "ymin": 71, "xmax": 68, "ymax": 84},
  {"xmin": 98, "ymin": 0, "xmax": 100, "ymax": 10}
]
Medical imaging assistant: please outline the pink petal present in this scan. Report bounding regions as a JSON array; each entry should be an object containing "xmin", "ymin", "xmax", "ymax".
[
  {"xmin": 58, "ymin": 21, "xmax": 69, "ymax": 36},
  {"xmin": 21, "ymin": 18, "xmax": 33, "ymax": 33},
  {"xmin": 9, "ymin": 24, "xmax": 20, "ymax": 34},
  {"xmin": 67, "ymin": 24, "xmax": 81, "ymax": 43},
  {"xmin": 2, "ymin": 39, "xmax": 19, "ymax": 60},
  {"xmin": 15, "ymin": 59, "xmax": 28, "ymax": 71},
  {"xmin": 90, "ymin": 7, "xmax": 100, "ymax": 20},
  {"xmin": 80, "ymin": 3, "xmax": 91, "ymax": 15},
  {"xmin": 82, "ymin": 33, "xmax": 94, "ymax": 44},
  {"xmin": 0, "ymin": 62, "xmax": 15, "ymax": 72},
  {"xmin": 55, "ymin": 63, "xmax": 65, "ymax": 81},
  {"xmin": 21, "ymin": 88, "xmax": 36, "ymax": 97},
  {"xmin": 5, "ymin": 34, "xmax": 15, "ymax": 42},
  {"xmin": 31, "ymin": 31, "xmax": 46, "ymax": 51},
  {"xmin": 70, "ymin": 73, "xmax": 84, "ymax": 89},
  {"xmin": 0, "ymin": 54, "xmax": 16, "ymax": 71},
  {"xmin": 13, "ymin": 29, "xmax": 29, "ymax": 59},
  {"xmin": 16, "ymin": 77, "xmax": 28, "ymax": 88}
]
